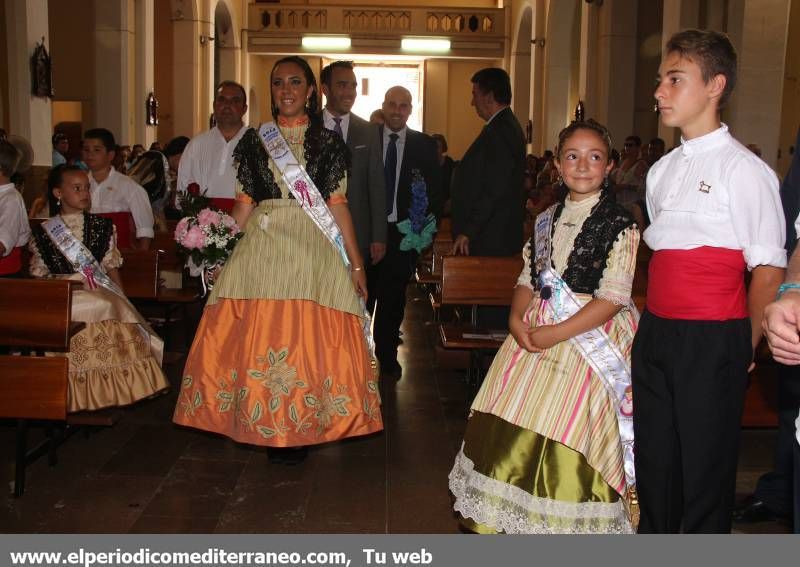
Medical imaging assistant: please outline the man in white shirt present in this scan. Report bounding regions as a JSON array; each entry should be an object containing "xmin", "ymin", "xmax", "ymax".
[
  {"xmin": 83, "ymin": 128, "xmax": 154, "ymax": 250},
  {"xmin": 632, "ymin": 29, "xmax": 786, "ymax": 533},
  {"xmin": 0, "ymin": 140, "xmax": 29, "ymax": 276},
  {"xmin": 177, "ymin": 81, "xmax": 248, "ymax": 212}
]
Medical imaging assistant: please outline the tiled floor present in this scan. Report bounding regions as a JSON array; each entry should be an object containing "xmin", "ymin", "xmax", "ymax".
[{"xmin": 0, "ymin": 288, "xmax": 791, "ymax": 533}]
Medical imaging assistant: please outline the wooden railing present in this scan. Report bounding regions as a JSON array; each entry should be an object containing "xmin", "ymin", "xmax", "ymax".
[{"xmin": 247, "ymin": 3, "xmax": 507, "ymax": 58}]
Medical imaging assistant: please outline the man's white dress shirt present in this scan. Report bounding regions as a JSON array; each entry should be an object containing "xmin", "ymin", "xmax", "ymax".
[
  {"xmin": 89, "ymin": 168, "xmax": 154, "ymax": 239},
  {"xmin": 0, "ymin": 182, "xmax": 30, "ymax": 255},
  {"xmin": 644, "ymin": 124, "xmax": 786, "ymax": 270},
  {"xmin": 177, "ymin": 125, "xmax": 248, "ymax": 199},
  {"xmin": 323, "ymin": 108, "xmax": 351, "ymax": 142}
]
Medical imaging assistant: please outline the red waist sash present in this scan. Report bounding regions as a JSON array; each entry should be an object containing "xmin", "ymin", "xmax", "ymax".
[
  {"xmin": 0, "ymin": 247, "xmax": 22, "ymax": 275},
  {"xmin": 96, "ymin": 211, "xmax": 135, "ymax": 249},
  {"xmin": 209, "ymin": 198, "xmax": 235, "ymax": 213},
  {"xmin": 647, "ymin": 247, "xmax": 747, "ymax": 320}
]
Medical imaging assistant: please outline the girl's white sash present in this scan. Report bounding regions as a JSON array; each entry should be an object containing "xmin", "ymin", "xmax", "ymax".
[
  {"xmin": 533, "ymin": 206, "xmax": 636, "ymax": 491},
  {"xmin": 257, "ymin": 122, "xmax": 376, "ymax": 363}
]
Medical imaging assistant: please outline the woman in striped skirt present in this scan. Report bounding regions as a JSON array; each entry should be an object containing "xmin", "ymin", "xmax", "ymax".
[
  {"xmin": 173, "ymin": 56, "xmax": 382, "ymax": 463},
  {"xmin": 449, "ymin": 120, "xmax": 640, "ymax": 533}
]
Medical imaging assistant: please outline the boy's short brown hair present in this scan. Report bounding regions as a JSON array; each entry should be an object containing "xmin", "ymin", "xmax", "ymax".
[
  {"xmin": 666, "ymin": 29, "xmax": 737, "ymax": 107},
  {"xmin": 0, "ymin": 140, "xmax": 21, "ymax": 178}
]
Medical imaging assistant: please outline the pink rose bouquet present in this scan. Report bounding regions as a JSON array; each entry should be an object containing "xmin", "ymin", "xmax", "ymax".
[{"xmin": 175, "ymin": 207, "xmax": 243, "ymax": 293}]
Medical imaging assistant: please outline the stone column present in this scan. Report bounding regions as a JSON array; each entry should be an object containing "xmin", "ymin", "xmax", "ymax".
[
  {"xmin": 725, "ymin": 0, "xmax": 791, "ymax": 169},
  {"xmin": 93, "ymin": 0, "xmax": 134, "ymax": 145},
  {"xmin": 172, "ymin": 10, "xmax": 202, "ymax": 136},
  {"xmin": 578, "ymin": 2, "xmax": 600, "ymax": 122},
  {"xmin": 593, "ymin": 0, "xmax": 638, "ymax": 148},
  {"xmin": 4, "ymin": 0, "xmax": 51, "ymax": 167},
  {"xmin": 658, "ymin": 0, "xmax": 700, "ymax": 146},
  {"xmin": 4, "ymin": 0, "xmax": 52, "ymax": 206},
  {"xmin": 529, "ymin": 0, "xmax": 547, "ymax": 154},
  {"xmin": 542, "ymin": 0, "xmax": 579, "ymax": 152},
  {"xmin": 135, "ymin": 0, "xmax": 155, "ymax": 148}
]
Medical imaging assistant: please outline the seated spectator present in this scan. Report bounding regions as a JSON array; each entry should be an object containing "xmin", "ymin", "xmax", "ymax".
[
  {"xmin": 646, "ymin": 137, "xmax": 666, "ymax": 165},
  {"xmin": 83, "ymin": 128, "xmax": 154, "ymax": 250},
  {"xmin": 52, "ymin": 132, "xmax": 68, "ymax": 167},
  {"xmin": 612, "ymin": 135, "xmax": 649, "ymax": 199},
  {"xmin": 162, "ymin": 136, "xmax": 190, "ymax": 220},
  {"xmin": 0, "ymin": 140, "xmax": 30, "ymax": 277}
]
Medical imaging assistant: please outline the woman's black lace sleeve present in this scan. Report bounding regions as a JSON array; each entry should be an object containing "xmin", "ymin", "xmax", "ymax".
[
  {"xmin": 232, "ymin": 128, "xmax": 279, "ymax": 203},
  {"xmin": 305, "ymin": 127, "xmax": 350, "ymax": 200}
]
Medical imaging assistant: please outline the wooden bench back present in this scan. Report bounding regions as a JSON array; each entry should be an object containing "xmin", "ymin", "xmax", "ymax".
[
  {"xmin": 441, "ymin": 256, "xmax": 522, "ymax": 306},
  {"xmin": 431, "ymin": 240, "xmax": 452, "ymax": 278},
  {"xmin": 0, "ymin": 356, "xmax": 68, "ymax": 420},
  {"xmin": 120, "ymin": 249, "xmax": 162, "ymax": 299},
  {"xmin": 0, "ymin": 279, "xmax": 75, "ymax": 350}
]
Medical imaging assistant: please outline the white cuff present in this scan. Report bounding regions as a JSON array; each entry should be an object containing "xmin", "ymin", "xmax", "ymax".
[
  {"xmin": 135, "ymin": 227, "xmax": 155, "ymax": 239},
  {"xmin": 744, "ymin": 244, "xmax": 787, "ymax": 270}
]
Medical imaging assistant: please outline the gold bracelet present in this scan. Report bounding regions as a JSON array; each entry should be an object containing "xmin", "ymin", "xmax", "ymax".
[{"xmin": 352, "ymin": 266, "xmax": 364, "ymax": 272}]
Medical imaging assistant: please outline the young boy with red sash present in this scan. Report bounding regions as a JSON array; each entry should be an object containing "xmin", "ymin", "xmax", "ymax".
[
  {"xmin": 0, "ymin": 140, "xmax": 30, "ymax": 277},
  {"xmin": 633, "ymin": 29, "xmax": 787, "ymax": 533}
]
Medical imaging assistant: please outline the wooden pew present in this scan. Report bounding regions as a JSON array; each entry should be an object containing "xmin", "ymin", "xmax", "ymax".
[
  {"xmin": 438, "ymin": 256, "xmax": 521, "ymax": 374},
  {"xmin": 0, "ymin": 278, "xmax": 78, "ymax": 497},
  {"xmin": 119, "ymin": 248, "xmax": 163, "ymax": 300}
]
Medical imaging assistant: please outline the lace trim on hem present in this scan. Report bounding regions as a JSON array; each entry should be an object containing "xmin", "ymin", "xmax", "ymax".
[{"xmin": 449, "ymin": 445, "xmax": 634, "ymax": 535}]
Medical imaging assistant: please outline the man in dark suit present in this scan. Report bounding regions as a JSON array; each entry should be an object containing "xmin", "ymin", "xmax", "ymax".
[
  {"xmin": 451, "ymin": 67, "xmax": 525, "ymax": 259},
  {"xmin": 374, "ymin": 85, "xmax": 442, "ymax": 376},
  {"xmin": 451, "ymin": 67, "xmax": 526, "ymax": 328},
  {"xmin": 735, "ymin": 126, "xmax": 800, "ymax": 530},
  {"xmin": 320, "ymin": 61, "xmax": 386, "ymax": 266}
]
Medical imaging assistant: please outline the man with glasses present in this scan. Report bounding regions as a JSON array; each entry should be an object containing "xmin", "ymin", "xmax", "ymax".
[{"xmin": 177, "ymin": 81, "xmax": 249, "ymax": 212}]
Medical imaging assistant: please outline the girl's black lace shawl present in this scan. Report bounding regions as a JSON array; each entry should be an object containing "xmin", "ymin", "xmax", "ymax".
[
  {"xmin": 33, "ymin": 213, "xmax": 114, "ymax": 275},
  {"xmin": 232, "ymin": 124, "xmax": 350, "ymax": 204},
  {"xmin": 530, "ymin": 192, "xmax": 636, "ymax": 294}
]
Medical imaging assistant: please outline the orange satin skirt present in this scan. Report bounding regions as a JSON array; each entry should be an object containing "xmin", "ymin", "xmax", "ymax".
[{"xmin": 173, "ymin": 298, "xmax": 383, "ymax": 447}]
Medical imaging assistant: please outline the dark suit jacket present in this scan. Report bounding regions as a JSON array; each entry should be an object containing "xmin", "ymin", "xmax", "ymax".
[
  {"xmin": 451, "ymin": 106, "xmax": 526, "ymax": 256},
  {"xmin": 380, "ymin": 126, "xmax": 442, "ymax": 225},
  {"xmin": 344, "ymin": 112, "xmax": 386, "ymax": 252},
  {"xmin": 778, "ymin": 126, "xmax": 800, "ymax": 401}
]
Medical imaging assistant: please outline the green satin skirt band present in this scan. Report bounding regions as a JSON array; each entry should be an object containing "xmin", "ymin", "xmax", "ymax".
[{"xmin": 462, "ymin": 411, "xmax": 619, "ymax": 505}]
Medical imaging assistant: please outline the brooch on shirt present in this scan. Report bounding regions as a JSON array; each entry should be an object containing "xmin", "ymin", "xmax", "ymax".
[{"xmin": 698, "ymin": 181, "xmax": 711, "ymax": 194}]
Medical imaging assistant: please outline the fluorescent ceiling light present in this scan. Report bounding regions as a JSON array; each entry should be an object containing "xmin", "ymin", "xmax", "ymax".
[
  {"xmin": 401, "ymin": 38, "xmax": 451, "ymax": 52},
  {"xmin": 302, "ymin": 36, "xmax": 351, "ymax": 50}
]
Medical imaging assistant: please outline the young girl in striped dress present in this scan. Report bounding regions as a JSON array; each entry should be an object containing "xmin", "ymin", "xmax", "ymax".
[{"xmin": 449, "ymin": 120, "xmax": 640, "ymax": 533}]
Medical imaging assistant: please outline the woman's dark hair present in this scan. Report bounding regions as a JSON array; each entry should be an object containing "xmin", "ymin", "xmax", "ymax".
[
  {"xmin": 269, "ymin": 55, "xmax": 326, "ymax": 160},
  {"xmin": 555, "ymin": 119, "xmax": 613, "ymax": 161},
  {"xmin": 269, "ymin": 56, "xmax": 320, "ymax": 125},
  {"xmin": 47, "ymin": 164, "xmax": 86, "ymax": 212}
]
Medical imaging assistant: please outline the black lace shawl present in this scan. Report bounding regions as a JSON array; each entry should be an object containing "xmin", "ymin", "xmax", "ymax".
[
  {"xmin": 232, "ymin": 124, "xmax": 350, "ymax": 204},
  {"xmin": 32, "ymin": 213, "xmax": 114, "ymax": 275},
  {"xmin": 531, "ymin": 192, "xmax": 636, "ymax": 294}
]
